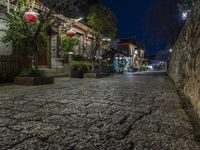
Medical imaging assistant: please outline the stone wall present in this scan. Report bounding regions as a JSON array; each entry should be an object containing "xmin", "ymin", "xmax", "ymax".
[
  {"xmin": 168, "ymin": 0, "xmax": 200, "ymax": 117},
  {"xmin": 0, "ymin": 14, "xmax": 12, "ymax": 55}
]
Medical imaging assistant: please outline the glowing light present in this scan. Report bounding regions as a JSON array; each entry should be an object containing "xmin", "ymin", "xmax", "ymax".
[
  {"xmin": 68, "ymin": 52, "xmax": 74, "ymax": 55},
  {"xmin": 169, "ymin": 49, "xmax": 173, "ymax": 53},
  {"xmin": 102, "ymin": 38, "xmax": 111, "ymax": 41},
  {"xmin": 148, "ymin": 65, "xmax": 153, "ymax": 70},
  {"xmin": 182, "ymin": 12, "xmax": 188, "ymax": 20}
]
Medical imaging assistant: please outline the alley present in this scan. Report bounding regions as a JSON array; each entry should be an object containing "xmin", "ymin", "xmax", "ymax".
[{"xmin": 0, "ymin": 72, "xmax": 200, "ymax": 150}]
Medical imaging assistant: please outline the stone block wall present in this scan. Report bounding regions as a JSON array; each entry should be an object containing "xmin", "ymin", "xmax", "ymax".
[
  {"xmin": 0, "ymin": 14, "xmax": 12, "ymax": 55},
  {"xmin": 168, "ymin": 0, "xmax": 200, "ymax": 117}
]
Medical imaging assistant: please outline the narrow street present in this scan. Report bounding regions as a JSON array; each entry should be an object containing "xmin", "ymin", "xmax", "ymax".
[{"xmin": 0, "ymin": 72, "xmax": 200, "ymax": 150}]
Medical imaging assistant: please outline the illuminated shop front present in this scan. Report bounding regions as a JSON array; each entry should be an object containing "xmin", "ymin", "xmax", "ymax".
[{"xmin": 114, "ymin": 54, "xmax": 133, "ymax": 73}]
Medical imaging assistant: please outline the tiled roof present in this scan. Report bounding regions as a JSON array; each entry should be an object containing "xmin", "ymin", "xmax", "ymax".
[
  {"xmin": 137, "ymin": 44, "xmax": 145, "ymax": 50},
  {"xmin": 117, "ymin": 37, "xmax": 137, "ymax": 45}
]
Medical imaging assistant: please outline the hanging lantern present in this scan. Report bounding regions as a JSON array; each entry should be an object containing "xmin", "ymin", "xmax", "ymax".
[
  {"xmin": 24, "ymin": 11, "xmax": 37, "ymax": 24},
  {"xmin": 66, "ymin": 30, "xmax": 75, "ymax": 38}
]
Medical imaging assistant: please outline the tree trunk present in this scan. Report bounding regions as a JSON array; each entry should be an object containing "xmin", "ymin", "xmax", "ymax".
[
  {"xmin": 34, "ymin": 53, "xmax": 38, "ymax": 70},
  {"xmin": 33, "ymin": 45, "xmax": 39, "ymax": 71},
  {"xmin": 90, "ymin": 34, "xmax": 101, "ymax": 72},
  {"xmin": 92, "ymin": 60, "xmax": 95, "ymax": 72}
]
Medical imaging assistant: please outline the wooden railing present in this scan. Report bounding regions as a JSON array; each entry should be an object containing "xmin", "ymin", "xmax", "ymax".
[{"xmin": 0, "ymin": 55, "xmax": 32, "ymax": 83}]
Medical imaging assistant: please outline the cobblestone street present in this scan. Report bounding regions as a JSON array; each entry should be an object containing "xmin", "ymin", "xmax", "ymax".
[{"xmin": 0, "ymin": 72, "xmax": 200, "ymax": 150}]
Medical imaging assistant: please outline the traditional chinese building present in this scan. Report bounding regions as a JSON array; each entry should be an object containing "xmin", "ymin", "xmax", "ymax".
[
  {"xmin": 134, "ymin": 45, "xmax": 145, "ymax": 69},
  {"xmin": 0, "ymin": 0, "xmax": 96, "ymax": 74},
  {"xmin": 117, "ymin": 37, "xmax": 137, "ymax": 56},
  {"xmin": 116, "ymin": 37, "xmax": 145, "ymax": 71}
]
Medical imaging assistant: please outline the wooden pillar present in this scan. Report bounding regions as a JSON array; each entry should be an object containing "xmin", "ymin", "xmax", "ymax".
[
  {"xmin": 47, "ymin": 35, "xmax": 51, "ymax": 68},
  {"xmin": 57, "ymin": 26, "xmax": 62, "ymax": 58}
]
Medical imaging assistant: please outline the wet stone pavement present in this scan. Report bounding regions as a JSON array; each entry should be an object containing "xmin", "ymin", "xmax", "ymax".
[{"xmin": 0, "ymin": 72, "xmax": 200, "ymax": 150}]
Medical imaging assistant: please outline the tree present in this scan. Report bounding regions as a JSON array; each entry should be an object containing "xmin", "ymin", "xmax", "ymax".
[
  {"xmin": 87, "ymin": 5, "xmax": 117, "ymax": 71},
  {"xmin": 178, "ymin": 0, "xmax": 195, "ymax": 12},
  {"xmin": 1, "ymin": 0, "xmax": 89, "ymax": 70},
  {"xmin": 2, "ymin": 0, "xmax": 47, "ymax": 58},
  {"xmin": 75, "ymin": 0, "xmax": 100, "ymax": 17}
]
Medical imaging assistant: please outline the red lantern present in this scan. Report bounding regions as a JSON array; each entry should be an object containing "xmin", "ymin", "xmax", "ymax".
[
  {"xmin": 66, "ymin": 30, "xmax": 75, "ymax": 38},
  {"xmin": 24, "ymin": 12, "xmax": 37, "ymax": 24}
]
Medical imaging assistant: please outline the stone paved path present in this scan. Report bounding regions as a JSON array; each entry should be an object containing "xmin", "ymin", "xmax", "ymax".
[{"xmin": 0, "ymin": 72, "xmax": 200, "ymax": 150}]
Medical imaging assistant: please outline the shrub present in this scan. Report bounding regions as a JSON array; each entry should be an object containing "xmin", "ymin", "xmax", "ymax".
[
  {"xmin": 132, "ymin": 68, "xmax": 139, "ymax": 72},
  {"xmin": 18, "ymin": 69, "xmax": 45, "ymax": 77},
  {"xmin": 107, "ymin": 64, "xmax": 114, "ymax": 68},
  {"xmin": 69, "ymin": 61, "xmax": 92, "ymax": 71},
  {"xmin": 94, "ymin": 63, "xmax": 100, "ymax": 67},
  {"xmin": 141, "ymin": 67, "xmax": 148, "ymax": 71}
]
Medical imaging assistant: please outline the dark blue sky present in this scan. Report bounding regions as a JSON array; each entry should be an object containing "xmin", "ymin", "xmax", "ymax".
[{"xmin": 101, "ymin": 0, "xmax": 163, "ymax": 55}]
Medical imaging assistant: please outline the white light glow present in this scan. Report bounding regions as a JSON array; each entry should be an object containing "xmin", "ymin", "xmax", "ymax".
[
  {"xmin": 182, "ymin": 12, "xmax": 188, "ymax": 20},
  {"xmin": 102, "ymin": 38, "xmax": 111, "ymax": 41},
  {"xmin": 148, "ymin": 65, "xmax": 153, "ymax": 70},
  {"xmin": 68, "ymin": 52, "xmax": 74, "ymax": 55}
]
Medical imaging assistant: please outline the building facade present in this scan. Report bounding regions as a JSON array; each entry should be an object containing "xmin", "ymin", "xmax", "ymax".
[
  {"xmin": 0, "ymin": 1, "xmax": 12, "ymax": 55},
  {"xmin": 0, "ymin": 0, "xmax": 96, "ymax": 74},
  {"xmin": 134, "ymin": 45, "xmax": 145, "ymax": 69},
  {"xmin": 116, "ymin": 37, "xmax": 145, "ymax": 72}
]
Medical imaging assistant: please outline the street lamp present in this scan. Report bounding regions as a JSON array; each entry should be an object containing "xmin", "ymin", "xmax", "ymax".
[{"xmin": 169, "ymin": 49, "xmax": 173, "ymax": 53}]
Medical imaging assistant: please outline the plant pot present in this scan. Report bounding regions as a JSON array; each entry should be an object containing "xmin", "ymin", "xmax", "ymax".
[
  {"xmin": 14, "ymin": 77, "xmax": 54, "ymax": 86},
  {"xmin": 84, "ymin": 72, "xmax": 104, "ymax": 78},
  {"xmin": 69, "ymin": 69, "xmax": 84, "ymax": 78}
]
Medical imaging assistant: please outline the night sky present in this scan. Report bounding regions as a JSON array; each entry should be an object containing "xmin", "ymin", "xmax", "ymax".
[{"xmin": 101, "ymin": 0, "xmax": 164, "ymax": 56}]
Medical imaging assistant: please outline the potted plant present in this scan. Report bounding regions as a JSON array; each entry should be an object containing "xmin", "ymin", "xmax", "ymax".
[
  {"xmin": 69, "ymin": 61, "xmax": 91, "ymax": 78},
  {"xmin": 62, "ymin": 35, "xmax": 79, "ymax": 55}
]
